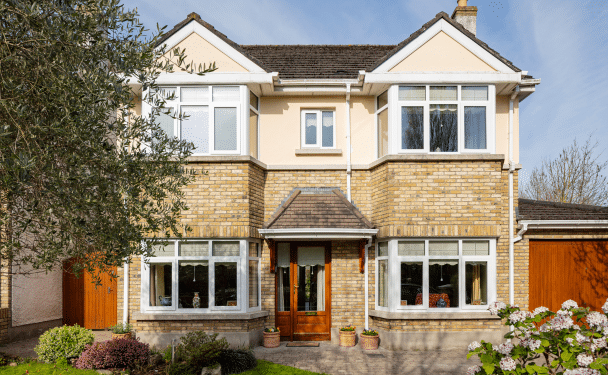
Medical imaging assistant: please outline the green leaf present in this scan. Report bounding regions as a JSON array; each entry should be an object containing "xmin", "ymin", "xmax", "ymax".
[
  {"xmin": 541, "ymin": 340, "xmax": 550, "ymax": 347},
  {"xmin": 482, "ymin": 363, "xmax": 495, "ymax": 374},
  {"xmin": 561, "ymin": 350, "xmax": 572, "ymax": 361}
]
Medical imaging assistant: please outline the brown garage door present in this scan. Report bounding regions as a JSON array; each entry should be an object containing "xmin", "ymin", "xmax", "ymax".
[{"xmin": 530, "ymin": 240, "xmax": 608, "ymax": 312}]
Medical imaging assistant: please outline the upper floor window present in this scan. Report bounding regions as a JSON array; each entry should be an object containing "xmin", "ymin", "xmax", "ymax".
[
  {"xmin": 376, "ymin": 90, "xmax": 389, "ymax": 158},
  {"xmin": 151, "ymin": 86, "xmax": 242, "ymax": 155},
  {"xmin": 301, "ymin": 110, "xmax": 335, "ymax": 148},
  {"xmin": 379, "ymin": 85, "xmax": 495, "ymax": 156}
]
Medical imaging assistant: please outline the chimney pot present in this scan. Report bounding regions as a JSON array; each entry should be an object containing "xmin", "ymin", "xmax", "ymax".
[
  {"xmin": 457, "ymin": 0, "xmax": 468, "ymax": 6},
  {"xmin": 452, "ymin": 2, "xmax": 478, "ymax": 36}
]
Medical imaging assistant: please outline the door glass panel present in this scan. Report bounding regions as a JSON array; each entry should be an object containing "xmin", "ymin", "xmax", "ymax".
[
  {"xmin": 297, "ymin": 247, "xmax": 325, "ymax": 312},
  {"xmin": 277, "ymin": 243, "xmax": 290, "ymax": 312}
]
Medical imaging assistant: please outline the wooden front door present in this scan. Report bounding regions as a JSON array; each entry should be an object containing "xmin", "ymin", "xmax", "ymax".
[
  {"xmin": 63, "ymin": 259, "xmax": 118, "ymax": 329},
  {"xmin": 275, "ymin": 242, "xmax": 331, "ymax": 341}
]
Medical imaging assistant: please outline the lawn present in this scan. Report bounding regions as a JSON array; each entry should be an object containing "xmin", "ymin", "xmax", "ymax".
[
  {"xmin": 241, "ymin": 360, "xmax": 328, "ymax": 375},
  {"xmin": 0, "ymin": 361, "xmax": 100, "ymax": 375}
]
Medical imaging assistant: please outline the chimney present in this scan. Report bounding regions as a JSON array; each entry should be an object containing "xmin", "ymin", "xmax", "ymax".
[{"xmin": 451, "ymin": 0, "xmax": 478, "ymax": 36}]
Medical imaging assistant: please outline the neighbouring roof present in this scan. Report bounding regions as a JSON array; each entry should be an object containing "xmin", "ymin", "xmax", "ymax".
[
  {"xmin": 157, "ymin": 11, "xmax": 523, "ymax": 80},
  {"xmin": 263, "ymin": 188, "xmax": 374, "ymax": 229},
  {"xmin": 518, "ymin": 199, "xmax": 608, "ymax": 221}
]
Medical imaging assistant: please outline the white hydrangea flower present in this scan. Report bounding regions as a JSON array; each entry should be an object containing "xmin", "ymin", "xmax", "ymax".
[
  {"xmin": 528, "ymin": 339, "xmax": 542, "ymax": 351},
  {"xmin": 499, "ymin": 357, "xmax": 517, "ymax": 371},
  {"xmin": 602, "ymin": 298, "xmax": 608, "ymax": 314},
  {"xmin": 577, "ymin": 353, "xmax": 594, "ymax": 367},
  {"xmin": 566, "ymin": 337, "xmax": 575, "ymax": 346},
  {"xmin": 587, "ymin": 311, "xmax": 608, "ymax": 329},
  {"xmin": 591, "ymin": 338, "xmax": 606, "ymax": 352},
  {"xmin": 564, "ymin": 369, "xmax": 601, "ymax": 375},
  {"xmin": 540, "ymin": 323, "xmax": 551, "ymax": 332},
  {"xmin": 557, "ymin": 309, "xmax": 574, "ymax": 317},
  {"xmin": 562, "ymin": 300, "xmax": 579, "ymax": 310},
  {"xmin": 468, "ymin": 341, "xmax": 482, "ymax": 351},
  {"xmin": 489, "ymin": 301, "xmax": 507, "ymax": 315},
  {"xmin": 576, "ymin": 332, "xmax": 590, "ymax": 343},
  {"xmin": 533, "ymin": 306, "xmax": 549, "ymax": 316},
  {"xmin": 496, "ymin": 342, "xmax": 514, "ymax": 355},
  {"xmin": 551, "ymin": 315, "xmax": 574, "ymax": 331},
  {"xmin": 509, "ymin": 310, "xmax": 528, "ymax": 324},
  {"xmin": 466, "ymin": 365, "xmax": 481, "ymax": 375}
]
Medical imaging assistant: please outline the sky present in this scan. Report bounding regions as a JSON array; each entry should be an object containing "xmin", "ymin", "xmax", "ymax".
[{"xmin": 126, "ymin": 0, "xmax": 608, "ymax": 185}]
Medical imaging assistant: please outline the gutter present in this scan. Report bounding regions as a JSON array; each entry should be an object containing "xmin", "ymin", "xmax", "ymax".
[
  {"xmin": 257, "ymin": 228, "xmax": 378, "ymax": 240},
  {"xmin": 517, "ymin": 220, "xmax": 608, "ymax": 230},
  {"xmin": 346, "ymin": 83, "xmax": 352, "ymax": 201}
]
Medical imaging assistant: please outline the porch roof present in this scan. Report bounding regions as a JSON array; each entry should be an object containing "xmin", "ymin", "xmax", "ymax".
[{"xmin": 259, "ymin": 188, "xmax": 377, "ymax": 239}]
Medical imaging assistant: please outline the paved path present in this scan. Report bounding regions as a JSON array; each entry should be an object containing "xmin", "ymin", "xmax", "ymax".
[
  {"xmin": 0, "ymin": 330, "xmax": 112, "ymax": 359},
  {"xmin": 254, "ymin": 342, "xmax": 480, "ymax": 375}
]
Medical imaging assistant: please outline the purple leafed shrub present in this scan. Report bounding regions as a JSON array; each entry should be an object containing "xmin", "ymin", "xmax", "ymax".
[{"xmin": 74, "ymin": 337, "xmax": 150, "ymax": 370}]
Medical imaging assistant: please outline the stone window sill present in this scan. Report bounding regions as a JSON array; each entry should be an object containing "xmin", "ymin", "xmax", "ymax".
[
  {"xmin": 132, "ymin": 310, "xmax": 269, "ymax": 321},
  {"xmin": 369, "ymin": 310, "xmax": 500, "ymax": 320},
  {"xmin": 295, "ymin": 148, "xmax": 342, "ymax": 156}
]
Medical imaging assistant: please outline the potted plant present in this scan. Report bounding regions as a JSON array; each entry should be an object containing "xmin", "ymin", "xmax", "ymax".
[
  {"xmin": 108, "ymin": 322, "xmax": 133, "ymax": 340},
  {"xmin": 339, "ymin": 325, "xmax": 356, "ymax": 347},
  {"xmin": 360, "ymin": 329, "xmax": 379, "ymax": 350},
  {"xmin": 263, "ymin": 327, "xmax": 280, "ymax": 348}
]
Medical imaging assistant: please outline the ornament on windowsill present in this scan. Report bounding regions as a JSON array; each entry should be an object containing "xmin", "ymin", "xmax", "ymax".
[{"xmin": 193, "ymin": 292, "xmax": 201, "ymax": 308}]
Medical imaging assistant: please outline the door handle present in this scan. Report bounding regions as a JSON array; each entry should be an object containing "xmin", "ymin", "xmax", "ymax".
[{"xmin": 108, "ymin": 287, "xmax": 112, "ymax": 294}]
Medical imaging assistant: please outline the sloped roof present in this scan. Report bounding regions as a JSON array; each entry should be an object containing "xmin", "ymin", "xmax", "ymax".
[
  {"xmin": 157, "ymin": 11, "xmax": 523, "ymax": 80},
  {"xmin": 518, "ymin": 199, "xmax": 608, "ymax": 221},
  {"xmin": 264, "ymin": 188, "xmax": 374, "ymax": 229}
]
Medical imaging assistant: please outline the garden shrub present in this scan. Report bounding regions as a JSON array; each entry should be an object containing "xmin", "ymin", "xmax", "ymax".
[
  {"xmin": 175, "ymin": 331, "xmax": 229, "ymax": 372},
  {"xmin": 167, "ymin": 361, "xmax": 197, "ymax": 375},
  {"xmin": 74, "ymin": 337, "xmax": 150, "ymax": 370},
  {"xmin": 34, "ymin": 324, "xmax": 95, "ymax": 363},
  {"xmin": 218, "ymin": 348, "xmax": 257, "ymax": 374},
  {"xmin": 467, "ymin": 299, "xmax": 608, "ymax": 374}
]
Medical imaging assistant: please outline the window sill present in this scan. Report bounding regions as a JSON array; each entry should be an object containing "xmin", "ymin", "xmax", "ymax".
[
  {"xmin": 133, "ymin": 310, "xmax": 269, "ymax": 321},
  {"xmin": 369, "ymin": 310, "xmax": 500, "ymax": 320},
  {"xmin": 295, "ymin": 148, "xmax": 342, "ymax": 156}
]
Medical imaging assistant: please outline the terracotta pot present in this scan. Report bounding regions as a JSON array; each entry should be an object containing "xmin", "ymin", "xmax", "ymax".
[
  {"xmin": 263, "ymin": 331, "xmax": 280, "ymax": 348},
  {"xmin": 111, "ymin": 332, "xmax": 133, "ymax": 340},
  {"xmin": 339, "ymin": 330, "xmax": 356, "ymax": 347},
  {"xmin": 360, "ymin": 334, "xmax": 379, "ymax": 350}
]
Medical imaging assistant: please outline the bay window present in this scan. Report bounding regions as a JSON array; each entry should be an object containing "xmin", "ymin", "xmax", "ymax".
[
  {"xmin": 142, "ymin": 239, "xmax": 261, "ymax": 313},
  {"xmin": 376, "ymin": 239, "xmax": 495, "ymax": 312},
  {"xmin": 381, "ymin": 84, "xmax": 495, "ymax": 155}
]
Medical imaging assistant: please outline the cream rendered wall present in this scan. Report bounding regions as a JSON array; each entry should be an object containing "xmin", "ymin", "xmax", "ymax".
[
  {"xmin": 12, "ymin": 268, "xmax": 62, "ymax": 326},
  {"xmin": 495, "ymin": 96, "xmax": 519, "ymax": 164},
  {"xmin": 389, "ymin": 31, "xmax": 496, "ymax": 72},
  {"xmin": 161, "ymin": 32, "xmax": 248, "ymax": 73},
  {"xmin": 258, "ymin": 96, "xmax": 376, "ymax": 166}
]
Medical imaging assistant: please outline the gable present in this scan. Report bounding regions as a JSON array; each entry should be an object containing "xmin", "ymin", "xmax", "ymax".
[
  {"xmin": 389, "ymin": 31, "xmax": 496, "ymax": 72},
  {"xmin": 163, "ymin": 32, "xmax": 248, "ymax": 73}
]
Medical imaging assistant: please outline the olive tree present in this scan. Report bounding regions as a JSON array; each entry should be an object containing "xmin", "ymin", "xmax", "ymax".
[{"xmin": 0, "ymin": 0, "xmax": 214, "ymax": 278}]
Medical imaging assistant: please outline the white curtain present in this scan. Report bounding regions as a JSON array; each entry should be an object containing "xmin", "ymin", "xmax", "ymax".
[
  {"xmin": 278, "ymin": 268, "xmax": 286, "ymax": 311},
  {"xmin": 316, "ymin": 266, "xmax": 324, "ymax": 311},
  {"xmin": 297, "ymin": 247, "xmax": 324, "ymax": 266}
]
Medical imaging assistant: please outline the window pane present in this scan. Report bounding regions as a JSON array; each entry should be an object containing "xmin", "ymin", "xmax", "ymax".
[
  {"xmin": 249, "ymin": 110, "xmax": 258, "ymax": 158},
  {"xmin": 181, "ymin": 86, "xmax": 209, "ymax": 102},
  {"xmin": 155, "ymin": 110, "xmax": 174, "ymax": 139},
  {"xmin": 305, "ymin": 113, "xmax": 317, "ymax": 145},
  {"xmin": 278, "ymin": 266, "xmax": 290, "ymax": 312},
  {"xmin": 378, "ymin": 242, "xmax": 388, "ymax": 257},
  {"xmin": 429, "ymin": 241, "xmax": 458, "ymax": 256},
  {"xmin": 214, "ymin": 107, "xmax": 237, "ymax": 151},
  {"xmin": 430, "ymin": 104, "xmax": 458, "ymax": 152},
  {"xmin": 181, "ymin": 105, "xmax": 209, "ymax": 153},
  {"xmin": 430, "ymin": 86, "xmax": 457, "ymax": 101},
  {"xmin": 148, "ymin": 263, "xmax": 172, "ymax": 307},
  {"xmin": 249, "ymin": 91, "xmax": 259, "ymax": 109},
  {"xmin": 378, "ymin": 259, "xmax": 388, "ymax": 307},
  {"xmin": 297, "ymin": 264, "xmax": 325, "ymax": 311},
  {"xmin": 462, "ymin": 241, "xmax": 489, "ymax": 256},
  {"xmin": 402, "ymin": 107, "xmax": 424, "ymax": 150},
  {"xmin": 321, "ymin": 111, "xmax": 333, "ymax": 147},
  {"xmin": 466, "ymin": 262, "xmax": 487, "ymax": 305},
  {"xmin": 462, "ymin": 86, "xmax": 488, "ymax": 101},
  {"xmin": 401, "ymin": 262, "xmax": 423, "ymax": 306},
  {"xmin": 151, "ymin": 243, "xmax": 174, "ymax": 257},
  {"xmin": 399, "ymin": 86, "xmax": 425, "ymax": 101},
  {"xmin": 398, "ymin": 241, "xmax": 425, "ymax": 256},
  {"xmin": 378, "ymin": 109, "xmax": 388, "ymax": 157},
  {"xmin": 249, "ymin": 260, "xmax": 259, "ymax": 308},
  {"xmin": 213, "ymin": 86, "xmax": 240, "ymax": 101},
  {"xmin": 152, "ymin": 87, "xmax": 176, "ymax": 101},
  {"xmin": 248, "ymin": 242, "xmax": 259, "ymax": 258},
  {"xmin": 215, "ymin": 262, "xmax": 238, "ymax": 307},
  {"xmin": 377, "ymin": 90, "xmax": 388, "ymax": 108},
  {"xmin": 464, "ymin": 107, "xmax": 486, "ymax": 150},
  {"xmin": 213, "ymin": 241, "xmax": 240, "ymax": 256},
  {"xmin": 428, "ymin": 260, "xmax": 458, "ymax": 308},
  {"xmin": 178, "ymin": 261, "xmax": 209, "ymax": 308},
  {"xmin": 180, "ymin": 242, "xmax": 209, "ymax": 257}
]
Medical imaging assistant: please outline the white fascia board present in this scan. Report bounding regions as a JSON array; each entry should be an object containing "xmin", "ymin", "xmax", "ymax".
[
  {"xmin": 276, "ymin": 79, "xmax": 360, "ymax": 86},
  {"xmin": 258, "ymin": 228, "xmax": 378, "ymax": 239},
  {"xmin": 157, "ymin": 20, "xmax": 265, "ymax": 73},
  {"xmin": 364, "ymin": 72, "xmax": 522, "ymax": 84},
  {"xmin": 374, "ymin": 19, "xmax": 516, "ymax": 74},
  {"xmin": 518, "ymin": 220, "xmax": 608, "ymax": 230},
  {"xmin": 154, "ymin": 72, "xmax": 276, "ymax": 85}
]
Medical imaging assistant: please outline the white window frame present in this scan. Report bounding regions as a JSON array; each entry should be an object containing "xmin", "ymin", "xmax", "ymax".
[
  {"xmin": 300, "ymin": 110, "xmax": 336, "ymax": 148},
  {"xmin": 375, "ymin": 90, "xmax": 389, "ymax": 159},
  {"xmin": 141, "ymin": 239, "xmax": 259, "ymax": 314},
  {"xmin": 390, "ymin": 84, "xmax": 495, "ymax": 155},
  {"xmin": 247, "ymin": 240, "xmax": 262, "ymax": 312},
  {"xmin": 375, "ymin": 238, "xmax": 496, "ymax": 312},
  {"xmin": 375, "ymin": 241, "xmax": 390, "ymax": 312},
  {"xmin": 248, "ymin": 90, "xmax": 260, "ymax": 159},
  {"xmin": 144, "ymin": 85, "xmax": 243, "ymax": 156}
]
